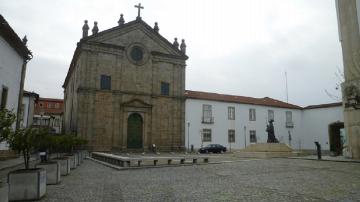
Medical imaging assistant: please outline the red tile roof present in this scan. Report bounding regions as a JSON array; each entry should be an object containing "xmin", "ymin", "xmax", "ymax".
[
  {"xmin": 38, "ymin": 98, "xmax": 64, "ymax": 102},
  {"xmin": 185, "ymin": 90, "xmax": 303, "ymax": 109}
]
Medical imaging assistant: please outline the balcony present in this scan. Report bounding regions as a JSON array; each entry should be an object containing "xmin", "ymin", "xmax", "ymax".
[
  {"xmin": 202, "ymin": 116, "xmax": 214, "ymax": 124},
  {"xmin": 286, "ymin": 121, "xmax": 294, "ymax": 128}
]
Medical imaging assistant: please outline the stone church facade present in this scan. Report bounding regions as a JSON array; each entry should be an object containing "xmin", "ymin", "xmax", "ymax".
[{"xmin": 63, "ymin": 14, "xmax": 188, "ymax": 151}]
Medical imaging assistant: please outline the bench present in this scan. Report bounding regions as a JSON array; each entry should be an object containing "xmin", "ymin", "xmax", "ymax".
[
  {"xmin": 189, "ymin": 156, "xmax": 209, "ymax": 164},
  {"xmin": 91, "ymin": 152, "xmax": 210, "ymax": 167}
]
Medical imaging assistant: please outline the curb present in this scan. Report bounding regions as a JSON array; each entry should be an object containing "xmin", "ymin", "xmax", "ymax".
[{"xmin": 287, "ymin": 157, "xmax": 360, "ymax": 164}]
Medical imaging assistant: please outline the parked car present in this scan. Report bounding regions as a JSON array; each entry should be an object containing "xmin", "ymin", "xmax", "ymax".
[{"xmin": 199, "ymin": 144, "xmax": 227, "ymax": 153}]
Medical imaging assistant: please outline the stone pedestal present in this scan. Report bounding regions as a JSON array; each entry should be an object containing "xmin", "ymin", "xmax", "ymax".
[
  {"xmin": 54, "ymin": 157, "xmax": 71, "ymax": 176},
  {"xmin": 342, "ymin": 80, "xmax": 360, "ymax": 159},
  {"xmin": 0, "ymin": 181, "xmax": 8, "ymax": 202},
  {"xmin": 241, "ymin": 143, "xmax": 293, "ymax": 152},
  {"xmin": 76, "ymin": 152, "xmax": 81, "ymax": 166},
  {"xmin": 66, "ymin": 155, "xmax": 77, "ymax": 169},
  {"xmin": 8, "ymin": 168, "xmax": 46, "ymax": 201},
  {"xmin": 236, "ymin": 143, "xmax": 301, "ymax": 158},
  {"xmin": 36, "ymin": 161, "xmax": 61, "ymax": 185}
]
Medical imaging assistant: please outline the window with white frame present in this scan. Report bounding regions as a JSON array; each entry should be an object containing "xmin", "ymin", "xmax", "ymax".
[
  {"xmin": 202, "ymin": 104, "xmax": 213, "ymax": 123},
  {"xmin": 228, "ymin": 129, "xmax": 235, "ymax": 143},
  {"xmin": 286, "ymin": 111, "xmax": 294, "ymax": 128},
  {"xmin": 286, "ymin": 111, "xmax": 292, "ymax": 122},
  {"xmin": 268, "ymin": 110, "xmax": 274, "ymax": 121},
  {"xmin": 249, "ymin": 108, "xmax": 256, "ymax": 121},
  {"xmin": 250, "ymin": 130, "xmax": 257, "ymax": 143},
  {"xmin": 202, "ymin": 129, "xmax": 212, "ymax": 142},
  {"xmin": 228, "ymin": 107, "xmax": 235, "ymax": 120}
]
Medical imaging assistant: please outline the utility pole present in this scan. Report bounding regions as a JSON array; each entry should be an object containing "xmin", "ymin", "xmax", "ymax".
[{"xmin": 187, "ymin": 122, "xmax": 190, "ymax": 152}]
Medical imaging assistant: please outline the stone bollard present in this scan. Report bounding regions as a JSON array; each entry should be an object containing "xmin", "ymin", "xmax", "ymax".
[{"xmin": 314, "ymin": 142, "xmax": 322, "ymax": 160}]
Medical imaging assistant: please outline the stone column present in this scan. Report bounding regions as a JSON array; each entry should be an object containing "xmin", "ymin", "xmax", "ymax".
[{"xmin": 337, "ymin": 0, "xmax": 360, "ymax": 159}]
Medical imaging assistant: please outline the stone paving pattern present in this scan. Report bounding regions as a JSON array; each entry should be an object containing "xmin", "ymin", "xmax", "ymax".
[{"xmin": 38, "ymin": 158, "xmax": 360, "ymax": 202}]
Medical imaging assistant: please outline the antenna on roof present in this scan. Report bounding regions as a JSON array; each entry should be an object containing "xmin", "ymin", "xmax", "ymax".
[{"xmin": 285, "ymin": 71, "xmax": 289, "ymax": 103}]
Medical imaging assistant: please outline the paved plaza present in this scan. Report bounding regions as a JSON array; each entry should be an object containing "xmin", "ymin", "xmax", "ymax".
[{"xmin": 33, "ymin": 157, "xmax": 360, "ymax": 202}]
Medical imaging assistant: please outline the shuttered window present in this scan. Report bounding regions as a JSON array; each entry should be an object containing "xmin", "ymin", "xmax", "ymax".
[
  {"xmin": 161, "ymin": 82, "xmax": 170, "ymax": 96},
  {"xmin": 0, "ymin": 87, "xmax": 8, "ymax": 110},
  {"xmin": 100, "ymin": 75, "xmax": 111, "ymax": 90}
]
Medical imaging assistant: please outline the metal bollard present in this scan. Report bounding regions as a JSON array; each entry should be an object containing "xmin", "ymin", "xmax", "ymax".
[{"xmin": 314, "ymin": 141, "xmax": 321, "ymax": 160}]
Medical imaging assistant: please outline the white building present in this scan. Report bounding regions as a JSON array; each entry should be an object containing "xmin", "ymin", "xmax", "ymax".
[
  {"xmin": 20, "ymin": 91, "xmax": 39, "ymax": 128},
  {"xmin": 185, "ymin": 90, "xmax": 343, "ymax": 153},
  {"xmin": 0, "ymin": 15, "xmax": 32, "ymax": 150}
]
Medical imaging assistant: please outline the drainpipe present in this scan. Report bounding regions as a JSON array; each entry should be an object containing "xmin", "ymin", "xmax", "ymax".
[
  {"xmin": 16, "ymin": 57, "xmax": 31, "ymax": 129},
  {"xmin": 26, "ymin": 95, "xmax": 30, "ymax": 127}
]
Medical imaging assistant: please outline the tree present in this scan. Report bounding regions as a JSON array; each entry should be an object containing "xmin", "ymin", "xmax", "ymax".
[
  {"xmin": 52, "ymin": 134, "xmax": 88, "ymax": 155},
  {"xmin": 8, "ymin": 128, "xmax": 38, "ymax": 169},
  {"xmin": 0, "ymin": 109, "xmax": 49, "ymax": 169},
  {"xmin": 0, "ymin": 109, "xmax": 16, "ymax": 142}
]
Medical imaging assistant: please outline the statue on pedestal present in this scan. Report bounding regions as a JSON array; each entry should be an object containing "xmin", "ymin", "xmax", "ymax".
[{"xmin": 266, "ymin": 120, "xmax": 279, "ymax": 143}]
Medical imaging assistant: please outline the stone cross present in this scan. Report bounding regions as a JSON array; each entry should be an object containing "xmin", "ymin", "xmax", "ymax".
[{"xmin": 135, "ymin": 3, "xmax": 144, "ymax": 19}]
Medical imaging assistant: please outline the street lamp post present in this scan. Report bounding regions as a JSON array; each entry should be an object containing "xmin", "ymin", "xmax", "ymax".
[
  {"xmin": 244, "ymin": 126, "xmax": 247, "ymax": 148},
  {"xmin": 187, "ymin": 122, "xmax": 190, "ymax": 152}
]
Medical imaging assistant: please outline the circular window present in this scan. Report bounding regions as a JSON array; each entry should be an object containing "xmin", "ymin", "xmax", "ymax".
[
  {"xmin": 126, "ymin": 43, "xmax": 149, "ymax": 66},
  {"xmin": 130, "ymin": 46, "xmax": 143, "ymax": 61}
]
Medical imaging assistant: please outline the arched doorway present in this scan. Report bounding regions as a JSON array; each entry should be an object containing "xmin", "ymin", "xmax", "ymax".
[
  {"xmin": 127, "ymin": 113, "xmax": 143, "ymax": 149},
  {"xmin": 329, "ymin": 122, "xmax": 345, "ymax": 156}
]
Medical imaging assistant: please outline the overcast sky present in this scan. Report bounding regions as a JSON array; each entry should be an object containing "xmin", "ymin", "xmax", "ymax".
[{"xmin": 0, "ymin": 0, "xmax": 343, "ymax": 106}]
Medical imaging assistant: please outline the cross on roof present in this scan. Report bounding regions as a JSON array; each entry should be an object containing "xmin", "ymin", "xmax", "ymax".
[{"xmin": 135, "ymin": 3, "xmax": 144, "ymax": 19}]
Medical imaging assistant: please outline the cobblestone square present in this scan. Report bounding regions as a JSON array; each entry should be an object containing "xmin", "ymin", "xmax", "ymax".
[{"xmin": 38, "ymin": 158, "xmax": 360, "ymax": 202}]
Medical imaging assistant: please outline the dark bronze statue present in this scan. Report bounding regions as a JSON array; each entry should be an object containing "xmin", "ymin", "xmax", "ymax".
[{"xmin": 266, "ymin": 120, "xmax": 279, "ymax": 143}]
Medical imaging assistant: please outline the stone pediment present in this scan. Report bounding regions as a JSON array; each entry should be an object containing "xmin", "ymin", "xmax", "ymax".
[
  {"xmin": 83, "ymin": 19, "xmax": 187, "ymax": 59},
  {"xmin": 121, "ymin": 99, "xmax": 152, "ymax": 108}
]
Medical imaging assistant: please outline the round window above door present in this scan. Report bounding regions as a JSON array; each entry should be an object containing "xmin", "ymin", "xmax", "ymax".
[
  {"xmin": 130, "ymin": 46, "xmax": 143, "ymax": 61},
  {"xmin": 126, "ymin": 43, "xmax": 149, "ymax": 66}
]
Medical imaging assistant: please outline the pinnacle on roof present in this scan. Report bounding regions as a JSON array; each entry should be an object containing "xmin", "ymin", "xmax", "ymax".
[
  {"xmin": 82, "ymin": 20, "xmax": 89, "ymax": 38},
  {"xmin": 153, "ymin": 22, "xmax": 159, "ymax": 33},
  {"xmin": 118, "ymin": 14, "xmax": 125, "ymax": 25},
  {"xmin": 92, "ymin": 21, "xmax": 99, "ymax": 34}
]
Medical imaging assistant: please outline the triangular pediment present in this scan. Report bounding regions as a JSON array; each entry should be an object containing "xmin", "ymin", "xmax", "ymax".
[
  {"xmin": 121, "ymin": 99, "xmax": 152, "ymax": 108},
  {"xmin": 83, "ymin": 19, "xmax": 186, "ymax": 58}
]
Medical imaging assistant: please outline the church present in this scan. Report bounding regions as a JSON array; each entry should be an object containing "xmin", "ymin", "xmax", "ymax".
[{"xmin": 63, "ymin": 4, "xmax": 188, "ymax": 151}]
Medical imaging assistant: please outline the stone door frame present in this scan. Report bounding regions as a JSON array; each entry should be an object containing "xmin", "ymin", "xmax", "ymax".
[{"xmin": 121, "ymin": 99, "xmax": 152, "ymax": 151}]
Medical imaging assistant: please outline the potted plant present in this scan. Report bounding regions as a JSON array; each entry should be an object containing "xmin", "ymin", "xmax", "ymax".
[
  {"xmin": 0, "ymin": 109, "xmax": 13, "ymax": 202},
  {"xmin": 0, "ymin": 109, "xmax": 46, "ymax": 201},
  {"xmin": 73, "ymin": 136, "xmax": 88, "ymax": 165},
  {"xmin": 51, "ymin": 135, "xmax": 71, "ymax": 176},
  {"xmin": 34, "ymin": 129, "xmax": 61, "ymax": 185},
  {"xmin": 62, "ymin": 134, "xmax": 78, "ymax": 169}
]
